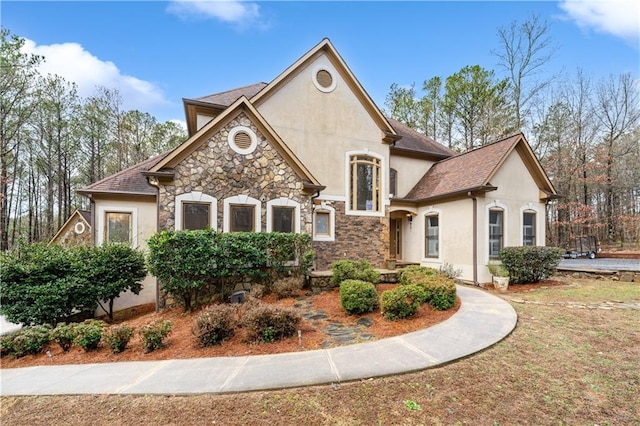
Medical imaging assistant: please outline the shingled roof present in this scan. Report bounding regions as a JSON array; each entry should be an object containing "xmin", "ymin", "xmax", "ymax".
[
  {"xmin": 187, "ymin": 82, "xmax": 268, "ymax": 107},
  {"xmin": 402, "ymin": 134, "xmax": 524, "ymax": 201},
  {"xmin": 388, "ymin": 118, "xmax": 456, "ymax": 159},
  {"xmin": 77, "ymin": 152, "xmax": 170, "ymax": 197}
]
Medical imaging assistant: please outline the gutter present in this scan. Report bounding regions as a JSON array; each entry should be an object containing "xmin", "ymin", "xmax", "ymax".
[{"xmin": 468, "ymin": 191, "xmax": 479, "ymax": 286}]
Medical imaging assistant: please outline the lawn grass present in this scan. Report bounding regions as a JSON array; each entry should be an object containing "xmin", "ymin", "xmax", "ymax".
[
  {"xmin": 2, "ymin": 277, "xmax": 639, "ymax": 425},
  {"xmin": 514, "ymin": 278, "xmax": 640, "ymax": 303}
]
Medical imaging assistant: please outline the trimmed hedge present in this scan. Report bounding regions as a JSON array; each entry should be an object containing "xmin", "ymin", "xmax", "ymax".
[
  {"xmin": 500, "ymin": 246, "xmax": 563, "ymax": 284},
  {"xmin": 147, "ymin": 230, "xmax": 313, "ymax": 312},
  {"xmin": 381, "ymin": 284, "xmax": 427, "ymax": 320},
  {"xmin": 339, "ymin": 279, "xmax": 379, "ymax": 315},
  {"xmin": 331, "ymin": 259, "xmax": 380, "ymax": 285}
]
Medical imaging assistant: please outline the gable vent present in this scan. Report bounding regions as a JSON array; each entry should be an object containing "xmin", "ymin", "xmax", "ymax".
[
  {"xmin": 234, "ymin": 131, "xmax": 252, "ymax": 150},
  {"xmin": 316, "ymin": 70, "xmax": 333, "ymax": 89}
]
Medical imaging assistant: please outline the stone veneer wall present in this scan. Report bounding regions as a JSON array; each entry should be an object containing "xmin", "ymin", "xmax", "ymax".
[
  {"xmin": 51, "ymin": 218, "xmax": 92, "ymax": 247},
  {"xmin": 158, "ymin": 112, "xmax": 313, "ymax": 233},
  {"xmin": 313, "ymin": 201, "xmax": 389, "ymax": 271}
]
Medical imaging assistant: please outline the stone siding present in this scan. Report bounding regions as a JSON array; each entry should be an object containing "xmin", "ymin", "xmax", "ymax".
[
  {"xmin": 50, "ymin": 217, "xmax": 92, "ymax": 247},
  {"xmin": 158, "ymin": 112, "xmax": 313, "ymax": 232},
  {"xmin": 313, "ymin": 201, "xmax": 389, "ymax": 270}
]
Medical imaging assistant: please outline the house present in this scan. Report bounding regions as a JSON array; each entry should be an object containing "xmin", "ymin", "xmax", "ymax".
[{"xmin": 76, "ymin": 38, "xmax": 557, "ymax": 311}]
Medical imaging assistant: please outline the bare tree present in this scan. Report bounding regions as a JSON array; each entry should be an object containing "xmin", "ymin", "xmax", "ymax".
[{"xmin": 493, "ymin": 14, "xmax": 558, "ymax": 132}]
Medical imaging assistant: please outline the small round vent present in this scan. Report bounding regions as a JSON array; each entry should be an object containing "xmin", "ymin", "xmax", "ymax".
[
  {"xmin": 312, "ymin": 66, "xmax": 337, "ymax": 93},
  {"xmin": 228, "ymin": 126, "xmax": 258, "ymax": 155},
  {"xmin": 74, "ymin": 222, "xmax": 86, "ymax": 235},
  {"xmin": 234, "ymin": 131, "xmax": 252, "ymax": 150},
  {"xmin": 316, "ymin": 70, "xmax": 333, "ymax": 88}
]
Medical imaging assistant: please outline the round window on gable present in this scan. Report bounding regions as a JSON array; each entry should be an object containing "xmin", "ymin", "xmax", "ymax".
[
  {"xmin": 228, "ymin": 126, "xmax": 258, "ymax": 155},
  {"xmin": 312, "ymin": 66, "xmax": 337, "ymax": 93}
]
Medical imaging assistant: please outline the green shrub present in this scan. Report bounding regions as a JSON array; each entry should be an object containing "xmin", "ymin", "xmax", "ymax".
[
  {"xmin": 500, "ymin": 246, "xmax": 563, "ymax": 284},
  {"xmin": 339, "ymin": 279, "xmax": 379, "ymax": 315},
  {"xmin": 192, "ymin": 304, "xmax": 236, "ymax": 347},
  {"xmin": 82, "ymin": 244, "xmax": 147, "ymax": 323},
  {"xmin": 0, "ymin": 243, "xmax": 97, "ymax": 326},
  {"xmin": 428, "ymin": 275, "xmax": 457, "ymax": 310},
  {"xmin": 139, "ymin": 320, "xmax": 173, "ymax": 353},
  {"xmin": 74, "ymin": 320, "xmax": 106, "ymax": 351},
  {"xmin": 381, "ymin": 285, "xmax": 427, "ymax": 320},
  {"xmin": 271, "ymin": 276, "xmax": 304, "ymax": 299},
  {"xmin": 51, "ymin": 322, "xmax": 77, "ymax": 352},
  {"xmin": 0, "ymin": 332, "xmax": 18, "ymax": 357},
  {"xmin": 10, "ymin": 325, "xmax": 52, "ymax": 358},
  {"xmin": 242, "ymin": 304, "xmax": 301, "ymax": 343},
  {"xmin": 331, "ymin": 259, "xmax": 380, "ymax": 285},
  {"xmin": 103, "ymin": 325, "xmax": 135, "ymax": 354},
  {"xmin": 147, "ymin": 230, "xmax": 313, "ymax": 312},
  {"xmin": 398, "ymin": 265, "xmax": 438, "ymax": 285}
]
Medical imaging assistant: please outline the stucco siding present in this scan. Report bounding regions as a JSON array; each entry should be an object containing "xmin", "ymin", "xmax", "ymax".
[
  {"xmin": 389, "ymin": 156, "xmax": 435, "ymax": 198},
  {"xmin": 92, "ymin": 196, "xmax": 158, "ymax": 312},
  {"xmin": 257, "ymin": 54, "xmax": 389, "ymax": 197}
]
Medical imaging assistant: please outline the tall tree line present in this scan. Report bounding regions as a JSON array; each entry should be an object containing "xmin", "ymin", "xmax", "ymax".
[
  {"xmin": 0, "ymin": 29, "xmax": 186, "ymax": 250},
  {"xmin": 384, "ymin": 16, "xmax": 640, "ymax": 248}
]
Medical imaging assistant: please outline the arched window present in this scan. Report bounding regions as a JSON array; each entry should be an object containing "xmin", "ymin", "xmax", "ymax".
[
  {"xmin": 489, "ymin": 209, "xmax": 504, "ymax": 259},
  {"xmin": 349, "ymin": 154, "xmax": 382, "ymax": 213}
]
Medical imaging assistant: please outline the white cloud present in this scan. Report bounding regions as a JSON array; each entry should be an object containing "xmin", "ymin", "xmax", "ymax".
[
  {"xmin": 21, "ymin": 38, "xmax": 171, "ymax": 112},
  {"xmin": 166, "ymin": 0, "xmax": 266, "ymax": 29},
  {"xmin": 559, "ymin": 0, "xmax": 639, "ymax": 47}
]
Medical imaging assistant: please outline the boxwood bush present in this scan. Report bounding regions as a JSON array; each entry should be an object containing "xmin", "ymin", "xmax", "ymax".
[
  {"xmin": 500, "ymin": 246, "xmax": 563, "ymax": 284},
  {"xmin": 330, "ymin": 259, "xmax": 380, "ymax": 285},
  {"xmin": 339, "ymin": 279, "xmax": 379, "ymax": 315},
  {"xmin": 381, "ymin": 284, "xmax": 427, "ymax": 320},
  {"xmin": 103, "ymin": 324, "xmax": 134, "ymax": 354},
  {"xmin": 8, "ymin": 325, "xmax": 52, "ymax": 358},
  {"xmin": 51, "ymin": 322, "xmax": 77, "ymax": 352},
  {"xmin": 397, "ymin": 265, "xmax": 438, "ymax": 285},
  {"xmin": 139, "ymin": 320, "xmax": 173, "ymax": 353}
]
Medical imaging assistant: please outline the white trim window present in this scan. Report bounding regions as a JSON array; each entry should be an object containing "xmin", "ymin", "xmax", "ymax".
[
  {"xmin": 97, "ymin": 206, "xmax": 138, "ymax": 248},
  {"xmin": 522, "ymin": 210, "xmax": 536, "ymax": 246},
  {"xmin": 346, "ymin": 150, "xmax": 384, "ymax": 216},
  {"xmin": 489, "ymin": 209, "xmax": 504, "ymax": 259},
  {"xmin": 425, "ymin": 214, "xmax": 439, "ymax": 258},
  {"xmin": 223, "ymin": 195, "xmax": 261, "ymax": 233},
  {"xmin": 175, "ymin": 192, "xmax": 217, "ymax": 231},
  {"xmin": 313, "ymin": 204, "xmax": 335, "ymax": 241},
  {"xmin": 266, "ymin": 198, "xmax": 301, "ymax": 233}
]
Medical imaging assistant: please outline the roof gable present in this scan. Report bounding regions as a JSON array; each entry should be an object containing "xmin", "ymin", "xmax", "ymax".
[
  {"xmin": 49, "ymin": 209, "xmax": 92, "ymax": 246},
  {"xmin": 249, "ymin": 38, "xmax": 397, "ymax": 142},
  {"xmin": 402, "ymin": 133, "xmax": 556, "ymax": 202},
  {"xmin": 151, "ymin": 96, "xmax": 322, "ymax": 188}
]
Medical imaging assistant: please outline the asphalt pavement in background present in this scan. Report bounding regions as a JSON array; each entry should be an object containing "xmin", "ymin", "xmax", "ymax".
[{"xmin": 558, "ymin": 258, "xmax": 640, "ymax": 271}]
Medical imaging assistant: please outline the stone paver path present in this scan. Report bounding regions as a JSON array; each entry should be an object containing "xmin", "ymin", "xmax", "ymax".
[{"xmin": 293, "ymin": 299, "xmax": 375, "ymax": 347}]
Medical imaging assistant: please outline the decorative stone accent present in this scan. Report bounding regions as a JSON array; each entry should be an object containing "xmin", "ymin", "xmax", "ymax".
[
  {"xmin": 50, "ymin": 216, "xmax": 92, "ymax": 247},
  {"xmin": 313, "ymin": 201, "xmax": 389, "ymax": 270},
  {"xmin": 158, "ymin": 112, "xmax": 313, "ymax": 233}
]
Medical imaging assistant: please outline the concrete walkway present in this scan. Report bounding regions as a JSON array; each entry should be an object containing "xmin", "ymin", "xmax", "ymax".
[{"xmin": 0, "ymin": 285, "xmax": 516, "ymax": 396}]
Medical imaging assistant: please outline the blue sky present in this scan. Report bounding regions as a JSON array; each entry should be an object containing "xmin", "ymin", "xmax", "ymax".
[{"xmin": 3, "ymin": 1, "xmax": 638, "ymax": 124}]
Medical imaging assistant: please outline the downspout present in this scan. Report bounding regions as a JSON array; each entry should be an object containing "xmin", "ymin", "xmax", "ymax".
[
  {"xmin": 468, "ymin": 191, "xmax": 479, "ymax": 286},
  {"xmin": 148, "ymin": 176, "xmax": 162, "ymax": 312}
]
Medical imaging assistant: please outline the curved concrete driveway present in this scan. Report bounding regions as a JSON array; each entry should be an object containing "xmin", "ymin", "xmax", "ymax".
[{"xmin": 0, "ymin": 285, "xmax": 516, "ymax": 396}]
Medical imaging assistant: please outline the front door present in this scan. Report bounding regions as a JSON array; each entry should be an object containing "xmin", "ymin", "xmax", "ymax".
[{"xmin": 389, "ymin": 218, "xmax": 402, "ymax": 260}]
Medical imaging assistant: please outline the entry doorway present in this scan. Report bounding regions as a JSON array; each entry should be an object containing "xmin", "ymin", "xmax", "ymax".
[{"xmin": 389, "ymin": 218, "xmax": 402, "ymax": 261}]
